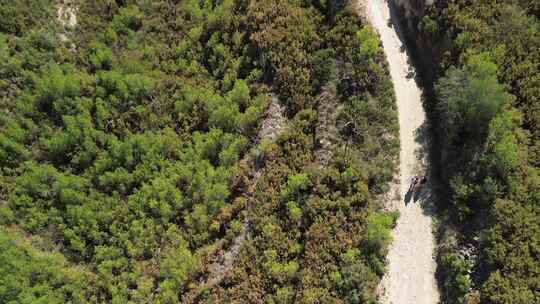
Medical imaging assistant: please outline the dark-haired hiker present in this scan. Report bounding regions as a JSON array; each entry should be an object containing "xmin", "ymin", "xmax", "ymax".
[{"xmin": 409, "ymin": 176, "xmax": 419, "ymax": 193}]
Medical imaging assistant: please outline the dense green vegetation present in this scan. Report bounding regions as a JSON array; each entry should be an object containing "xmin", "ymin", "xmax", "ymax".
[
  {"xmin": 395, "ymin": 1, "xmax": 540, "ymax": 303},
  {"xmin": 0, "ymin": 0, "xmax": 399, "ymax": 303}
]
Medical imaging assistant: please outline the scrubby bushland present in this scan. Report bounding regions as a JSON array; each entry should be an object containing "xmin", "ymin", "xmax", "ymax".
[
  {"xmin": 394, "ymin": 1, "xmax": 540, "ymax": 303},
  {"xmin": 0, "ymin": 0, "xmax": 398, "ymax": 303},
  {"xmin": 193, "ymin": 1, "xmax": 400, "ymax": 302}
]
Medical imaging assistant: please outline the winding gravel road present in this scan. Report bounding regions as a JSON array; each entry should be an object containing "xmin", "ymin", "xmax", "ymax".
[{"xmin": 357, "ymin": 1, "xmax": 440, "ymax": 303}]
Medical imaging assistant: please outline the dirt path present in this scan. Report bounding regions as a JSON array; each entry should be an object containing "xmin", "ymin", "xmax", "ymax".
[{"xmin": 357, "ymin": 1, "xmax": 440, "ymax": 303}]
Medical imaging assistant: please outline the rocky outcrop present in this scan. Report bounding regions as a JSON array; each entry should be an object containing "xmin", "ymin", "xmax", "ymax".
[{"xmin": 57, "ymin": 0, "xmax": 78, "ymax": 49}]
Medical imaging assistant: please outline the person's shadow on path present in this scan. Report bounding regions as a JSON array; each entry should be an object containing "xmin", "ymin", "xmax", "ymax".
[
  {"xmin": 404, "ymin": 184, "xmax": 414, "ymax": 205},
  {"xmin": 404, "ymin": 181, "xmax": 428, "ymax": 205}
]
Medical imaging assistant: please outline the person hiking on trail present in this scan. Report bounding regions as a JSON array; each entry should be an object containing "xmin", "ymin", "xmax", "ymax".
[{"xmin": 409, "ymin": 176, "xmax": 419, "ymax": 193}]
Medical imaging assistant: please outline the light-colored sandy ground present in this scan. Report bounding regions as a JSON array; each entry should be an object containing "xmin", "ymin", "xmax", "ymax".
[{"xmin": 357, "ymin": 1, "xmax": 440, "ymax": 303}]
